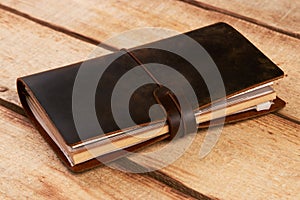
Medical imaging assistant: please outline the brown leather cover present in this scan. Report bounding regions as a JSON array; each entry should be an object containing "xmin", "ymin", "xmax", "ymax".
[{"xmin": 17, "ymin": 22, "xmax": 285, "ymax": 172}]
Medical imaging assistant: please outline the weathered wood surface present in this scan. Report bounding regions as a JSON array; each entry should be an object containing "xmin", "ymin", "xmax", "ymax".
[
  {"xmin": 0, "ymin": 9, "xmax": 109, "ymax": 107},
  {"xmin": 130, "ymin": 114, "xmax": 300, "ymax": 199},
  {"xmin": 2, "ymin": 0, "xmax": 300, "ymax": 39},
  {"xmin": 187, "ymin": 0, "xmax": 300, "ymax": 37},
  {"xmin": 0, "ymin": 105, "xmax": 194, "ymax": 200},
  {"xmin": 0, "ymin": 0, "xmax": 299, "ymax": 121},
  {"xmin": 0, "ymin": 0, "xmax": 299, "ymax": 199}
]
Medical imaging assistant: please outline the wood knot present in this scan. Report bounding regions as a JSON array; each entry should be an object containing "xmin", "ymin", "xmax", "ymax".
[{"xmin": 0, "ymin": 86, "xmax": 8, "ymax": 92}]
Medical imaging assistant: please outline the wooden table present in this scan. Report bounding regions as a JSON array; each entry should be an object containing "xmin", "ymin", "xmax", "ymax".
[{"xmin": 0, "ymin": 0, "xmax": 299, "ymax": 199}]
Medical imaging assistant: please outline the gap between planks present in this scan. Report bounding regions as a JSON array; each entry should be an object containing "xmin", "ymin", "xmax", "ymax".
[
  {"xmin": 0, "ymin": 3, "xmax": 118, "ymax": 52},
  {"xmin": 177, "ymin": 0, "xmax": 300, "ymax": 40},
  {"xmin": 113, "ymin": 158, "xmax": 215, "ymax": 200}
]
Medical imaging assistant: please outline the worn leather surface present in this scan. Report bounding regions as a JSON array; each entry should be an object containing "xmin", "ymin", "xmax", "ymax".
[{"xmin": 17, "ymin": 22, "xmax": 285, "ymax": 172}]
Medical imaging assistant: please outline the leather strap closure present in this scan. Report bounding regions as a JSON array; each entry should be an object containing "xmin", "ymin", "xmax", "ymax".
[
  {"xmin": 121, "ymin": 48, "xmax": 186, "ymax": 140},
  {"xmin": 153, "ymin": 86, "xmax": 182, "ymax": 140}
]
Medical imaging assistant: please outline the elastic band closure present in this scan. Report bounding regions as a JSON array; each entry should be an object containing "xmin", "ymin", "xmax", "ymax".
[{"xmin": 120, "ymin": 48, "xmax": 188, "ymax": 140}]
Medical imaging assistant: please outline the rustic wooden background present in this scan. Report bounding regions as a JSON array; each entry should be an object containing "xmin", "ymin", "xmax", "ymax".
[{"xmin": 0, "ymin": 0, "xmax": 299, "ymax": 199}]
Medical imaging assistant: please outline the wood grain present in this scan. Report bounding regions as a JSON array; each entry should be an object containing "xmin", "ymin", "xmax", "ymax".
[
  {"xmin": 184, "ymin": 0, "xmax": 300, "ymax": 37},
  {"xmin": 129, "ymin": 114, "xmax": 300, "ymax": 199},
  {"xmin": 0, "ymin": 105, "xmax": 195, "ymax": 200},
  {"xmin": 0, "ymin": 1, "xmax": 299, "ymax": 199},
  {"xmin": 0, "ymin": 9, "xmax": 109, "ymax": 107},
  {"xmin": 0, "ymin": 0, "xmax": 299, "ymax": 120}
]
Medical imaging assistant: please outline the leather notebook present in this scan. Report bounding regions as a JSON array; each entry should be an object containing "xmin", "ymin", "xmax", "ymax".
[{"xmin": 17, "ymin": 23, "xmax": 285, "ymax": 172}]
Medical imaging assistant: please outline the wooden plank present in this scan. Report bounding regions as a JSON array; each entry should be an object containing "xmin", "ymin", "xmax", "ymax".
[
  {"xmin": 183, "ymin": 0, "xmax": 300, "ymax": 37},
  {"xmin": 0, "ymin": 0, "xmax": 299, "ymax": 120},
  {"xmin": 0, "ymin": 9, "xmax": 109, "ymax": 107},
  {"xmin": 0, "ymin": 105, "xmax": 194, "ymax": 200},
  {"xmin": 129, "ymin": 114, "xmax": 300, "ymax": 199},
  {"xmin": 0, "ymin": 1, "xmax": 298, "ymax": 199}
]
